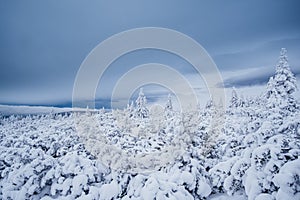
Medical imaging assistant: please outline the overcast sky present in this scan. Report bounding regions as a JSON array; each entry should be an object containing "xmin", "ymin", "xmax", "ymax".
[{"xmin": 1, "ymin": 0, "xmax": 300, "ymax": 108}]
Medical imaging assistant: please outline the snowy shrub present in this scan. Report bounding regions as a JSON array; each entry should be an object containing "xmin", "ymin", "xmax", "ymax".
[
  {"xmin": 223, "ymin": 158, "xmax": 250, "ymax": 195},
  {"xmin": 122, "ymin": 154, "xmax": 211, "ymax": 200},
  {"xmin": 273, "ymin": 158, "xmax": 300, "ymax": 199},
  {"xmin": 209, "ymin": 156, "xmax": 239, "ymax": 193},
  {"xmin": 243, "ymin": 145, "xmax": 279, "ymax": 199}
]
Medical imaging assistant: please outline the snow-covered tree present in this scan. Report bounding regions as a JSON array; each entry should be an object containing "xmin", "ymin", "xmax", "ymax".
[
  {"xmin": 164, "ymin": 94, "xmax": 174, "ymax": 118},
  {"xmin": 125, "ymin": 101, "xmax": 134, "ymax": 118},
  {"xmin": 229, "ymin": 87, "xmax": 239, "ymax": 109},
  {"xmin": 265, "ymin": 48, "xmax": 297, "ymax": 113},
  {"xmin": 134, "ymin": 88, "xmax": 149, "ymax": 119}
]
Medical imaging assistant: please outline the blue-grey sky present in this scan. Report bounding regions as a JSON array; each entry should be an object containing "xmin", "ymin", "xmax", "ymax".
[{"xmin": 1, "ymin": 0, "xmax": 300, "ymax": 107}]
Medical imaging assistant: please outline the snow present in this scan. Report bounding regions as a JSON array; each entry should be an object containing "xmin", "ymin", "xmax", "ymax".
[
  {"xmin": 99, "ymin": 180, "xmax": 120, "ymax": 200},
  {"xmin": 0, "ymin": 104, "xmax": 86, "ymax": 116},
  {"xmin": 0, "ymin": 49, "xmax": 300, "ymax": 199},
  {"xmin": 208, "ymin": 193, "xmax": 247, "ymax": 200},
  {"xmin": 197, "ymin": 180, "xmax": 212, "ymax": 197},
  {"xmin": 255, "ymin": 193, "xmax": 275, "ymax": 200},
  {"xmin": 273, "ymin": 158, "xmax": 300, "ymax": 199}
]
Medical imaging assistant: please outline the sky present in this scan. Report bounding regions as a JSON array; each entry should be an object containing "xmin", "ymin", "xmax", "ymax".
[{"xmin": 1, "ymin": 0, "xmax": 300, "ymax": 108}]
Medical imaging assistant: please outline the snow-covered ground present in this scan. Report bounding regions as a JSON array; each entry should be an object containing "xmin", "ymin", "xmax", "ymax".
[{"xmin": 0, "ymin": 105, "xmax": 88, "ymax": 116}]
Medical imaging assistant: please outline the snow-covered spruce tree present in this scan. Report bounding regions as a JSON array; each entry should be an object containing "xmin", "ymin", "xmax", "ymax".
[
  {"xmin": 209, "ymin": 92, "xmax": 252, "ymax": 195},
  {"xmin": 198, "ymin": 98, "xmax": 224, "ymax": 160},
  {"xmin": 229, "ymin": 87, "xmax": 239, "ymax": 111},
  {"xmin": 250, "ymin": 48, "xmax": 299, "ymax": 145},
  {"xmin": 164, "ymin": 94, "xmax": 174, "ymax": 118},
  {"xmin": 265, "ymin": 48, "xmax": 297, "ymax": 114},
  {"xmin": 213, "ymin": 50, "xmax": 300, "ymax": 199},
  {"xmin": 114, "ymin": 102, "xmax": 136, "ymax": 133},
  {"xmin": 196, "ymin": 98, "xmax": 215, "ymax": 150},
  {"xmin": 228, "ymin": 88, "xmax": 251, "ymax": 116},
  {"xmin": 134, "ymin": 88, "xmax": 149, "ymax": 119},
  {"xmin": 126, "ymin": 101, "xmax": 134, "ymax": 118}
]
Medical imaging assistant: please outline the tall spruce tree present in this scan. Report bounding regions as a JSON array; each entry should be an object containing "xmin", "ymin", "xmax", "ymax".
[
  {"xmin": 265, "ymin": 48, "xmax": 297, "ymax": 113},
  {"xmin": 135, "ymin": 88, "xmax": 149, "ymax": 118}
]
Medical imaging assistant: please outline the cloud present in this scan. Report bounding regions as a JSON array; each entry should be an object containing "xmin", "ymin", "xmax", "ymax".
[
  {"xmin": 1, "ymin": 1, "xmax": 300, "ymax": 107},
  {"xmin": 212, "ymin": 37, "xmax": 300, "ymax": 71},
  {"xmin": 222, "ymin": 66, "xmax": 300, "ymax": 88}
]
